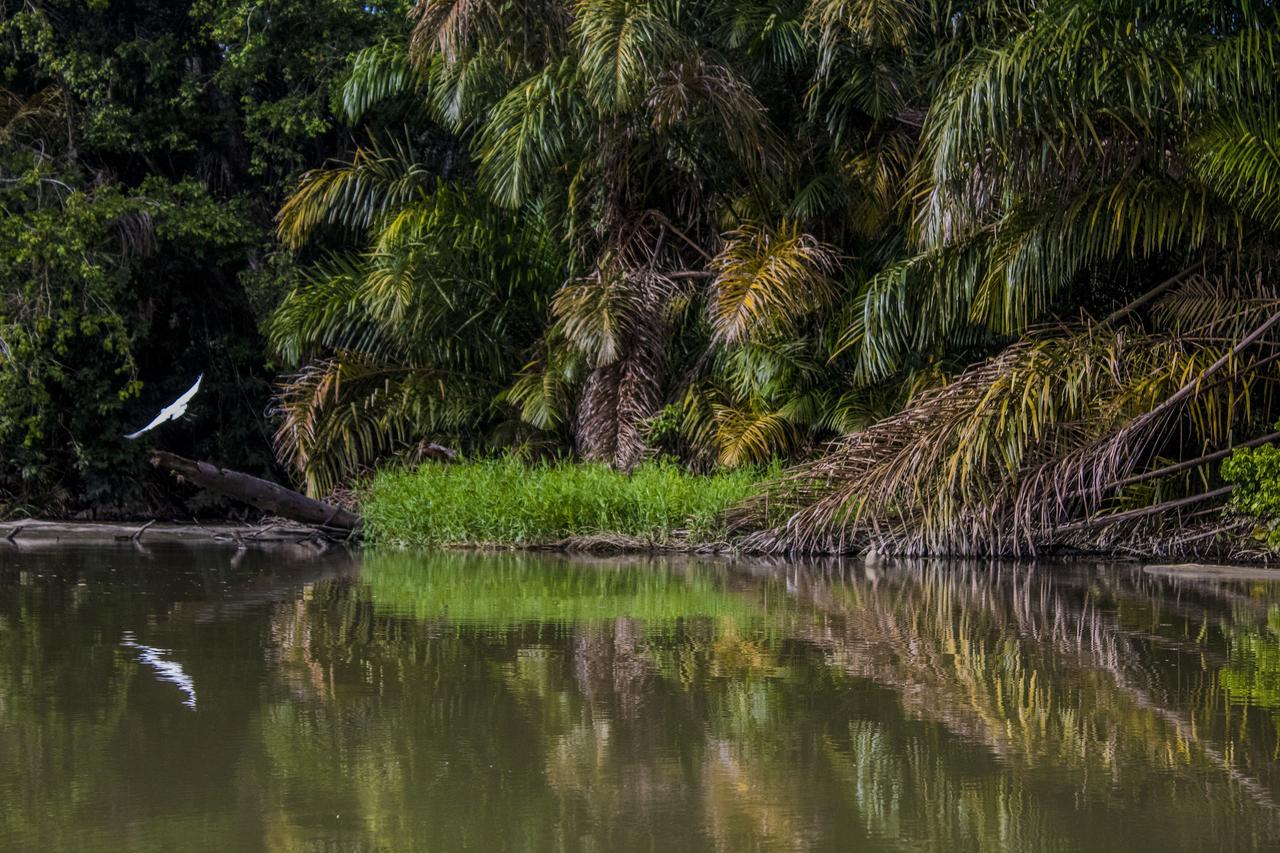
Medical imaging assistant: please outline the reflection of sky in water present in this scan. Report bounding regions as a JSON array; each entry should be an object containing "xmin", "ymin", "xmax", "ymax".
[{"xmin": 1, "ymin": 546, "xmax": 1280, "ymax": 851}]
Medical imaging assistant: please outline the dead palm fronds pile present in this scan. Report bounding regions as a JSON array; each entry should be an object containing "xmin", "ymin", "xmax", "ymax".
[{"xmin": 736, "ymin": 284, "xmax": 1280, "ymax": 555}]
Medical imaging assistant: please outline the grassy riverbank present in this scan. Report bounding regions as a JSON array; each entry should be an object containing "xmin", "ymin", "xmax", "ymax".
[{"xmin": 361, "ymin": 459, "xmax": 767, "ymax": 549}]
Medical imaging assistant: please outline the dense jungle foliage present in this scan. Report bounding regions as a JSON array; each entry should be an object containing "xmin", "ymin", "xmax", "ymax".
[
  {"xmin": 7, "ymin": 0, "xmax": 1280, "ymax": 555},
  {"xmin": 0, "ymin": 0, "xmax": 408, "ymax": 513}
]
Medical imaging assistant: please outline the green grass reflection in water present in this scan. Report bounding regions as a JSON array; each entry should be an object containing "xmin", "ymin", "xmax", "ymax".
[{"xmin": 3, "ymin": 547, "xmax": 1280, "ymax": 851}]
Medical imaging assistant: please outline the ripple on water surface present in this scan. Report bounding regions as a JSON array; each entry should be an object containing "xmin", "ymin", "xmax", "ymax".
[{"xmin": 1, "ymin": 545, "xmax": 1279, "ymax": 851}]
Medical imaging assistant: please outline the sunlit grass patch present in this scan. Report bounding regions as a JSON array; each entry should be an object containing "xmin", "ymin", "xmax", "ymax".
[{"xmin": 361, "ymin": 458, "xmax": 767, "ymax": 548}]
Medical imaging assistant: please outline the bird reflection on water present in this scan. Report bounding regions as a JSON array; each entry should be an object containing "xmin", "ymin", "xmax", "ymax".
[{"xmin": 121, "ymin": 631, "xmax": 197, "ymax": 710}]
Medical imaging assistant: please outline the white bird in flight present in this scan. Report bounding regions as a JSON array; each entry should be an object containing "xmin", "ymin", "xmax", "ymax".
[{"xmin": 124, "ymin": 373, "xmax": 203, "ymax": 440}]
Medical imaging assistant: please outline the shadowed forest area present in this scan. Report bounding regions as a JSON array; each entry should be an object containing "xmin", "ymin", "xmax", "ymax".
[{"xmin": 7, "ymin": 0, "xmax": 1280, "ymax": 555}]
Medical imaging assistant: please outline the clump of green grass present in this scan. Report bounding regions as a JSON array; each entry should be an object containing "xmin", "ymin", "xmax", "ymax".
[{"xmin": 361, "ymin": 458, "xmax": 768, "ymax": 548}]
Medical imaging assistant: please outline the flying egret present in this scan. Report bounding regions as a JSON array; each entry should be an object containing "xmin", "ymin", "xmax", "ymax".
[{"xmin": 124, "ymin": 373, "xmax": 203, "ymax": 440}]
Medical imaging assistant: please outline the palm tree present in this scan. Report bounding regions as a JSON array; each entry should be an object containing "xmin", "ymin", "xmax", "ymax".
[
  {"xmin": 271, "ymin": 146, "xmax": 564, "ymax": 496},
  {"xmin": 286, "ymin": 0, "xmax": 878, "ymax": 474},
  {"xmin": 272, "ymin": 0, "xmax": 1280, "ymax": 555},
  {"xmin": 741, "ymin": 0, "xmax": 1280, "ymax": 554}
]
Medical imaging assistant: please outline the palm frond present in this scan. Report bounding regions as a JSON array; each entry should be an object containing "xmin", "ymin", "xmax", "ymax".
[
  {"xmin": 0, "ymin": 86, "xmax": 67, "ymax": 151},
  {"xmin": 410, "ymin": 0, "xmax": 489, "ymax": 62},
  {"xmin": 343, "ymin": 40, "xmax": 425, "ymax": 123},
  {"xmin": 833, "ymin": 240, "xmax": 986, "ymax": 385},
  {"xmin": 501, "ymin": 332, "xmax": 584, "ymax": 430},
  {"xmin": 1190, "ymin": 106, "xmax": 1280, "ymax": 230},
  {"xmin": 708, "ymin": 221, "xmax": 837, "ymax": 344},
  {"xmin": 1152, "ymin": 272, "xmax": 1280, "ymax": 341},
  {"xmin": 647, "ymin": 57, "xmax": 785, "ymax": 174},
  {"xmin": 712, "ymin": 403, "xmax": 796, "ymax": 467},
  {"xmin": 553, "ymin": 263, "xmax": 675, "ymax": 365},
  {"xmin": 971, "ymin": 176, "xmax": 1239, "ymax": 334},
  {"xmin": 475, "ymin": 63, "xmax": 580, "ymax": 208},
  {"xmin": 276, "ymin": 142, "xmax": 433, "ymax": 248},
  {"xmin": 572, "ymin": 0, "xmax": 680, "ymax": 113},
  {"xmin": 270, "ymin": 254, "xmax": 376, "ymax": 366},
  {"xmin": 719, "ymin": 1, "xmax": 807, "ymax": 69},
  {"xmin": 739, "ymin": 319, "xmax": 1280, "ymax": 555},
  {"xmin": 420, "ymin": 49, "xmax": 509, "ymax": 130},
  {"xmin": 273, "ymin": 353, "xmax": 495, "ymax": 497},
  {"xmin": 806, "ymin": 0, "xmax": 925, "ymax": 63}
]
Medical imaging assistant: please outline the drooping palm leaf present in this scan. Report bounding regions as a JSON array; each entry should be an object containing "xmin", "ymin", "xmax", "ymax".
[
  {"xmin": 739, "ymin": 312, "xmax": 1280, "ymax": 554},
  {"xmin": 276, "ymin": 141, "xmax": 434, "ymax": 248},
  {"xmin": 707, "ymin": 221, "xmax": 837, "ymax": 344}
]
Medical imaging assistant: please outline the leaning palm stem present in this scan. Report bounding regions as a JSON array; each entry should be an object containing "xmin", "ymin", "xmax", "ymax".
[
  {"xmin": 1056, "ymin": 485, "xmax": 1237, "ymax": 534},
  {"xmin": 1101, "ymin": 264, "xmax": 1201, "ymax": 327}
]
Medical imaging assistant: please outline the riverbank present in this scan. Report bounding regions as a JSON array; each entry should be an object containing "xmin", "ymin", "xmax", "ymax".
[
  {"xmin": 10, "ymin": 454, "xmax": 1276, "ymax": 562},
  {"xmin": 360, "ymin": 459, "xmax": 768, "ymax": 550}
]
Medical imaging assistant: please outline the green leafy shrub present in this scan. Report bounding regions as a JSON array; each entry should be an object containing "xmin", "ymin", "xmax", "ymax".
[
  {"xmin": 361, "ymin": 458, "xmax": 769, "ymax": 548},
  {"xmin": 1221, "ymin": 444, "xmax": 1280, "ymax": 545}
]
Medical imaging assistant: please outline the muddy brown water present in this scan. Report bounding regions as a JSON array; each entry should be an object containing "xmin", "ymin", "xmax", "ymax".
[{"xmin": 2, "ymin": 544, "xmax": 1279, "ymax": 851}]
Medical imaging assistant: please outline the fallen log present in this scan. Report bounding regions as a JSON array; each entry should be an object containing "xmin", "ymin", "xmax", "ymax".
[
  {"xmin": 0, "ymin": 519, "xmax": 333, "ymax": 547},
  {"xmin": 150, "ymin": 451, "xmax": 361, "ymax": 535}
]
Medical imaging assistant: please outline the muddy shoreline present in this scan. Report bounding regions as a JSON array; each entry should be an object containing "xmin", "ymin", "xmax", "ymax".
[{"xmin": 5, "ymin": 519, "xmax": 1280, "ymax": 570}]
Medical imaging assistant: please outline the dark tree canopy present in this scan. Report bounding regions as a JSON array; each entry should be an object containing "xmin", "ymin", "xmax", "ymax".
[{"xmin": 0, "ymin": 0, "xmax": 406, "ymax": 513}]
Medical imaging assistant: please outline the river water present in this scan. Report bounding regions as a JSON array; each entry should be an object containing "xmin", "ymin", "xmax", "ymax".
[{"xmin": 2, "ymin": 544, "xmax": 1279, "ymax": 851}]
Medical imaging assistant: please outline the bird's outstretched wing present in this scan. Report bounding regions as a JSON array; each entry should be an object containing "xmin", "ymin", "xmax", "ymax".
[
  {"xmin": 123, "ymin": 373, "xmax": 204, "ymax": 440},
  {"xmin": 124, "ymin": 411, "xmax": 172, "ymax": 440},
  {"xmin": 171, "ymin": 373, "xmax": 203, "ymax": 411}
]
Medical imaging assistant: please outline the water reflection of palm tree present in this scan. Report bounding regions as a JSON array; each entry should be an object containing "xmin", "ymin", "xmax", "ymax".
[
  {"xmin": 781, "ymin": 561, "xmax": 1280, "ymax": 825},
  {"xmin": 259, "ymin": 554, "xmax": 1280, "ymax": 851}
]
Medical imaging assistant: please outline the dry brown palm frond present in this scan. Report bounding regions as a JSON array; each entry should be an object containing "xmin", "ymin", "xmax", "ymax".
[
  {"xmin": 554, "ymin": 204, "xmax": 702, "ymax": 470},
  {"xmin": 1058, "ymin": 511, "xmax": 1261, "ymax": 561},
  {"xmin": 1153, "ymin": 271, "xmax": 1280, "ymax": 340},
  {"xmin": 408, "ymin": 0, "xmax": 512, "ymax": 63},
  {"xmin": 112, "ymin": 209, "xmax": 156, "ymax": 259},
  {"xmin": 575, "ymin": 360, "xmax": 622, "ymax": 463},
  {"xmin": 553, "ymin": 261, "xmax": 678, "ymax": 365},
  {"xmin": 0, "ymin": 86, "xmax": 67, "ymax": 151},
  {"xmin": 735, "ymin": 312, "xmax": 1280, "ymax": 556},
  {"xmin": 553, "ymin": 265, "xmax": 644, "ymax": 368},
  {"xmin": 558, "ymin": 240, "xmax": 682, "ymax": 469},
  {"xmin": 646, "ymin": 57, "xmax": 787, "ymax": 175}
]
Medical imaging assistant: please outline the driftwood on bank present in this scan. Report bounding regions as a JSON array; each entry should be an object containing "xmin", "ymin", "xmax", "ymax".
[
  {"xmin": 0, "ymin": 519, "xmax": 331, "ymax": 546},
  {"xmin": 149, "ymin": 451, "xmax": 361, "ymax": 535}
]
